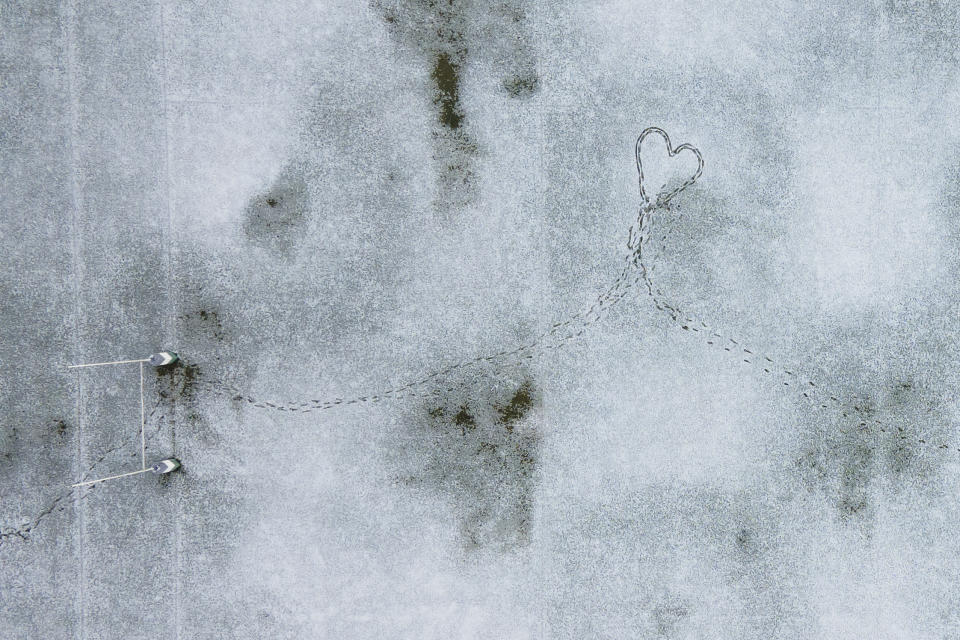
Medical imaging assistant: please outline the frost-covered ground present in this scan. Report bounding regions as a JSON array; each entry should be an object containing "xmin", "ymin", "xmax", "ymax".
[{"xmin": 3, "ymin": 1, "xmax": 960, "ymax": 638}]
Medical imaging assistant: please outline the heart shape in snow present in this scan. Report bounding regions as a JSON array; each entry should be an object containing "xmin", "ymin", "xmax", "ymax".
[{"xmin": 635, "ymin": 127, "xmax": 704, "ymax": 207}]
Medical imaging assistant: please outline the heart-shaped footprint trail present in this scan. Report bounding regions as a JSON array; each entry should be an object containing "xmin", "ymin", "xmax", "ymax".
[{"xmin": 636, "ymin": 127, "xmax": 704, "ymax": 206}]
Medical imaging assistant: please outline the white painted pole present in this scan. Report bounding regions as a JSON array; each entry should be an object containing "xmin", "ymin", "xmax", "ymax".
[
  {"xmin": 72, "ymin": 467, "xmax": 153, "ymax": 488},
  {"xmin": 140, "ymin": 361, "xmax": 146, "ymax": 470},
  {"xmin": 68, "ymin": 358, "xmax": 150, "ymax": 369}
]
